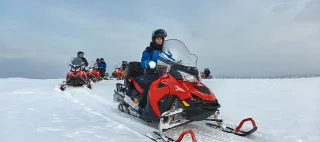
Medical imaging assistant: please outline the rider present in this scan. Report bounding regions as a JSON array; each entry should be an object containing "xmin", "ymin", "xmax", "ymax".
[
  {"xmin": 98, "ymin": 58, "xmax": 107, "ymax": 78},
  {"xmin": 121, "ymin": 61, "xmax": 128, "ymax": 71},
  {"xmin": 77, "ymin": 51, "xmax": 89, "ymax": 70},
  {"xmin": 94, "ymin": 58, "xmax": 101, "ymax": 67},
  {"xmin": 204, "ymin": 68, "xmax": 211, "ymax": 78},
  {"xmin": 138, "ymin": 29, "xmax": 167, "ymax": 114}
]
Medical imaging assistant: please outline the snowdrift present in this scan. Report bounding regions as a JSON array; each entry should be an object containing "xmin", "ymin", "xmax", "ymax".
[{"xmin": 0, "ymin": 77, "xmax": 319, "ymax": 142}]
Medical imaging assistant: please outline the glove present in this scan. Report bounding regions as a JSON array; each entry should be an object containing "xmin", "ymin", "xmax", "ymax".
[
  {"xmin": 148, "ymin": 61, "xmax": 156, "ymax": 69},
  {"xmin": 146, "ymin": 61, "xmax": 157, "ymax": 74}
]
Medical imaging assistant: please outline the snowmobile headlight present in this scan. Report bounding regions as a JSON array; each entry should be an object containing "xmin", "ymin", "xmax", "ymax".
[{"xmin": 177, "ymin": 70, "xmax": 198, "ymax": 83}]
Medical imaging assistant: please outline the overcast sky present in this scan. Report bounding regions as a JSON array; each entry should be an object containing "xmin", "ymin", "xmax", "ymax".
[{"xmin": 1, "ymin": 0, "xmax": 319, "ymax": 78}]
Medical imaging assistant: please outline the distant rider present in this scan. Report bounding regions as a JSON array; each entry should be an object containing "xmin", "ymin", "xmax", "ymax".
[
  {"xmin": 77, "ymin": 51, "xmax": 89, "ymax": 71},
  {"xmin": 98, "ymin": 58, "xmax": 107, "ymax": 78},
  {"xmin": 94, "ymin": 58, "xmax": 101, "ymax": 67},
  {"xmin": 204, "ymin": 68, "xmax": 211, "ymax": 78},
  {"xmin": 121, "ymin": 61, "xmax": 128, "ymax": 71},
  {"xmin": 138, "ymin": 29, "xmax": 167, "ymax": 115}
]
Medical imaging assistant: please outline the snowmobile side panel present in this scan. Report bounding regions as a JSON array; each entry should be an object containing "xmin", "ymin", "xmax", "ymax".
[
  {"xmin": 142, "ymin": 93, "xmax": 162, "ymax": 122},
  {"xmin": 148, "ymin": 80, "xmax": 170, "ymax": 117},
  {"xmin": 157, "ymin": 94, "xmax": 177, "ymax": 115},
  {"xmin": 149, "ymin": 74, "xmax": 217, "ymax": 117}
]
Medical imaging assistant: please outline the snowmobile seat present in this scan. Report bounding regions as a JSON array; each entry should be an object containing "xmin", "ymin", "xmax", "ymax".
[{"xmin": 124, "ymin": 61, "xmax": 145, "ymax": 94}]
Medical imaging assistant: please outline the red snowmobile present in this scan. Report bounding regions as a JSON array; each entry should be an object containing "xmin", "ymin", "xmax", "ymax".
[
  {"xmin": 60, "ymin": 57, "xmax": 91, "ymax": 91},
  {"xmin": 112, "ymin": 68, "xmax": 124, "ymax": 80},
  {"xmin": 114, "ymin": 39, "xmax": 257, "ymax": 142},
  {"xmin": 87, "ymin": 64, "xmax": 102, "ymax": 83}
]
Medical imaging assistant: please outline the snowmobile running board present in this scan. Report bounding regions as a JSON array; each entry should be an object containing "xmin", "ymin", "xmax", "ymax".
[{"xmin": 205, "ymin": 117, "xmax": 258, "ymax": 136}]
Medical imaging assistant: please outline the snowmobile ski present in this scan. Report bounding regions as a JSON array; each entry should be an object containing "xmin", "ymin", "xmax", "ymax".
[{"xmin": 204, "ymin": 110, "xmax": 258, "ymax": 137}]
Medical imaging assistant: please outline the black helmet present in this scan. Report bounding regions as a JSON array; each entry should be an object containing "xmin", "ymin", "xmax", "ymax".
[
  {"xmin": 152, "ymin": 29, "xmax": 167, "ymax": 42},
  {"xmin": 96, "ymin": 58, "xmax": 100, "ymax": 62},
  {"xmin": 77, "ymin": 51, "xmax": 84, "ymax": 57},
  {"xmin": 100, "ymin": 58, "xmax": 104, "ymax": 61}
]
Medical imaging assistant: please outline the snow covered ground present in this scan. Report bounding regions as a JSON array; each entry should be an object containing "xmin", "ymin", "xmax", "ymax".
[{"xmin": 0, "ymin": 77, "xmax": 319, "ymax": 142}]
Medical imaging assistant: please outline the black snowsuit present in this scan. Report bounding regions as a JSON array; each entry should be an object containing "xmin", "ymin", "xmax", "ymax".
[
  {"xmin": 79, "ymin": 57, "xmax": 89, "ymax": 68},
  {"xmin": 121, "ymin": 62, "xmax": 128, "ymax": 71},
  {"xmin": 138, "ymin": 42, "xmax": 162, "ymax": 109},
  {"xmin": 98, "ymin": 61, "xmax": 107, "ymax": 78},
  {"xmin": 79, "ymin": 57, "xmax": 89, "ymax": 82},
  {"xmin": 204, "ymin": 68, "xmax": 211, "ymax": 78}
]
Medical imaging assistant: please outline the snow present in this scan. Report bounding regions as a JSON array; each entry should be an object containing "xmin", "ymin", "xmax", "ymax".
[{"xmin": 0, "ymin": 77, "xmax": 319, "ymax": 142}]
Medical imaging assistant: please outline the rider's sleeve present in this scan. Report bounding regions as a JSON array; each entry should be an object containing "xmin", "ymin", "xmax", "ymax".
[
  {"xmin": 102, "ymin": 63, "xmax": 106, "ymax": 69},
  {"xmin": 156, "ymin": 52, "xmax": 171, "ymax": 64},
  {"xmin": 141, "ymin": 50, "xmax": 151, "ymax": 69},
  {"xmin": 82, "ymin": 57, "xmax": 89, "ymax": 67}
]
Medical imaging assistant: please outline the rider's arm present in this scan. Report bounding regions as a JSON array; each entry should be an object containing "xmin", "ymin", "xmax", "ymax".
[
  {"xmin": 141, "ymin": 50, "xmax": 152, "ymax": 69},
  {"xmin": 82, "ymin": 57, "xmax": 89, "ymax": 67}
]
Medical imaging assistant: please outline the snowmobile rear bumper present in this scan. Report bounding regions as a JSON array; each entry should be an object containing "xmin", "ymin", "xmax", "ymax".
[{"xmin": 183, "ymin": 98, "xmax": 221, "ymax": 121}]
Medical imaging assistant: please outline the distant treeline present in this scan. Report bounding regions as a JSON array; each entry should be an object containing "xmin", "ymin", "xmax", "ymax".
[{"xmin": 212, "ymin": 74, "xmax": 320, "ymax": 79}]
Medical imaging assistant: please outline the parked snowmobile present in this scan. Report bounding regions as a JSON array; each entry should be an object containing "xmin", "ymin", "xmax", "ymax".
[
  {"xmin": 201, "ymin": 72, "xmax": 212, "ymax": 79},
  {"xmin": 114, "ymin": 39, "xmax": 258, "ymax": 142},
  {"xmin": 112, "ymin": 68, "xmax": 124, "ymax": 80},
  {"xmin": 60, "ymin": 57, "xmax": 92, "ymax": 91},
  {"xmin": 87, "ymin": 64, "xmax": 102, "ymax": 83}
]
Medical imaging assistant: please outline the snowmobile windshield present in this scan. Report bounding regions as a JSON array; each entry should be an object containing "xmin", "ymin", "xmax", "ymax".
[
  {"xmin": 69, "ymin": 57, "xmax": 84, "ymax": 69},
  {"xmin": 89, "ymin": 61, "xmax": 98, "ymax": 68},
  {"xmin": 157, "ymin": 39, "xmax": 200, "ymax": 82},
  {"xmin": 160, "ymin": 39, "xmax": 198, "ymax": 67}
]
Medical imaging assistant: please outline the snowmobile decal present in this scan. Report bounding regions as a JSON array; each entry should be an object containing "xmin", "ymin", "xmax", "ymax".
[{"xmin": 175, "ymin": 85, "xmax": 185, "ymax": 92}]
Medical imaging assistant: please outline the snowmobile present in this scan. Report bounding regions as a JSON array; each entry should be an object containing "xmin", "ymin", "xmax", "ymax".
[
  {"xmin": 60, "ymin": 57, "xmax": 92, "ymax": 91},
  {"xmin": 113, "ymin": 39, "xmax": 258, "ymax": 142},
  {"xmin": 200, "ymin": 72, "xmax": 212, "ymax": 79},
  {"xmin": 112, "ymin": 68, "xmax": 124, "ymax": 80},
  {"xmin": 87, "ymin": 64, "xmax": 102, "ymax": 83}
]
